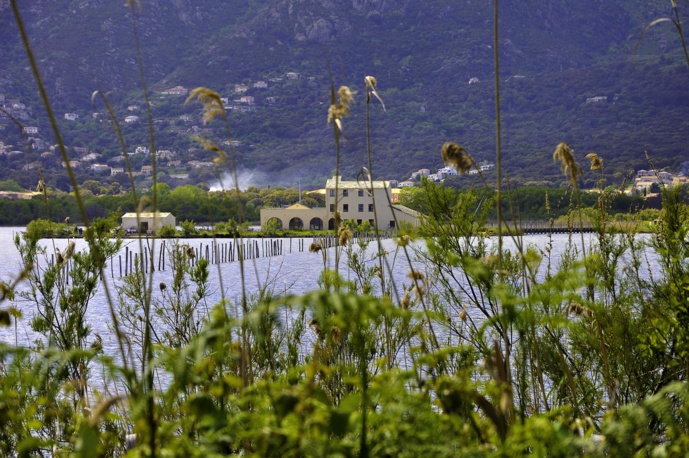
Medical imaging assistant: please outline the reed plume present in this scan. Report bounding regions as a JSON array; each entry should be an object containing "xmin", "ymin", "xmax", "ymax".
[
  {"xmin": 327, "ymin": 86, "xmax": 355, "ymax": 133},
  {"xmin": 553, "ymin": 142, "xmax": 581, "ymax": 187},
  {"xmin": 586, "ymin": 153, "xmax": 603, "ymax": 171},
  {"xmin": 339, "ymin": 227, "xmax": 353, "ymax": 246},
  {"xmin": 441, "ymin": 142, "xmax": 475, "ymax": 174},
  {"xmin": 185, "ymin": 87, "xmax": 225, "ymax": 125},
  {"xmin": 364, "ymin": 75, "xmax": 386, "ymax": 111}
]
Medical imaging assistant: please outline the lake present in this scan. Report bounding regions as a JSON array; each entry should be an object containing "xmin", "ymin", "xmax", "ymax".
[{"xmin": 0, "ymin": 226, "xmax": 655, "ymax": 384}]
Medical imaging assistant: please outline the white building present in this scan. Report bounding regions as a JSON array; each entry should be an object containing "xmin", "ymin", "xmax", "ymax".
[
  {"xmin": 121, "ymin": 212, "xmax": 176, "ymax": 234},
  {"xmin": 260, "ymin": 176, "xmax": 421, "ymax": 231}
]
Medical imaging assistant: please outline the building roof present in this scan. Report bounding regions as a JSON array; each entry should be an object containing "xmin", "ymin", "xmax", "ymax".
[
  {"xmin": 122, "ymin": 212, "xmax": 174, "ymax": 218},
  {"xmin": 391, "ymin": 204, "xmax": 421, "ymax": 218},
  {"xmin": 285, "ymin": 203, "xmax": 312, "ymax": 210},
  {"xmin": 325, "ymin": 176, "xmax": 391, "ymax": 190}
]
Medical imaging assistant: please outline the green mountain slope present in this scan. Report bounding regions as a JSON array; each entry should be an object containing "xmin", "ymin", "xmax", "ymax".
[{"xmin": 0, "ymin": 0, "xmax": 687, "ymax": 188}]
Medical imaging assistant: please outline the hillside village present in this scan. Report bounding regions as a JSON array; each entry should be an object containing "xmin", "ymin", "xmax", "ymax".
[{"xmin": 1, "ymin": 74, "xmax": 687, "ymax": 203}]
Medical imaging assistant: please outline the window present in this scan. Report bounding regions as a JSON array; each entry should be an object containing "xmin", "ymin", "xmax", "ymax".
[
  {"xmin": 368, "ymin": 204, "xmax": 374, "ymax": 212},
  {"xmin": 329, "ymin": 189, "xmax": 335, "ymax": 197},
  {"xmin": 358, "ymin": 204, "xmax": 364, "ymax": 212},
  {"xmin": 330, "ymin": 204, "xmax": 335, "ymax": 212},
  {"xmin": 343, "ymin": 204, "xmax": 349, "ymax": 212},
  {"xmin": 343, "ymin": 190, "xmax": 349, "ymax": 197},
  {"xmin": 369, "ymin": 219, "xmax": 374, "ymax": 226},
  {"xmin": 358, "ymin": 190, "xmax": 364, "ymax": 197},
  {"xmin": 357, "ymin": 219, "xmax": 362, "ymax": 224}
]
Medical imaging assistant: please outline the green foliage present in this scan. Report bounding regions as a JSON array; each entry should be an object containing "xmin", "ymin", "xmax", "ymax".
[
  {"xmin": 180, "ymin": 219, "xmax": 198, "ymax": 236},
  {"xmin": 0, "ymin": 179, "xmax": 24, "ymax": 192},
  {"xmin": 157, "ymin": 224, "xmax": 177, "ymax": 237}
]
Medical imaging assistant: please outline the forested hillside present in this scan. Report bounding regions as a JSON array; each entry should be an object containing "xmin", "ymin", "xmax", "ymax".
[{"xmin": 1, "ymin": 0, "xmax": 687, "ymax": 188}]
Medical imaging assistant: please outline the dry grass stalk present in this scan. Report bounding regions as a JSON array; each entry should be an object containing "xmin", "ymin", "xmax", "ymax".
[
  {"xmin": 365, "ymin": 75, "xmax": 386, "ymax": 111},
  {"xmin": 441, "ymin": 142, "xmax": 475, "ymax": 174},
  {"xmin": 327, "ymin": 86, "xmax": 356, "ymax": 132},
  {"xmin": 406, "ymin": 270, "xmax": 425, "ymax": 282},
  {"xmin": 192, "ymin": 136, "xmax": 227, "ymax": 165},
  {"xmin": 567, "ymin": 302, "xmax": 594, "ymax": 318},
  {"xmin": 338, "ymin": 227, "xmax": 353, "ymax": 246},
  {"xmin": 401, "ymin": 289, "xmax": 411, "ymax": 309},
  {"xmin": 185, "ymin": 87, "xmax": 225, "ymax": 124},
  {"xmin": 553, "ymin": 142, "xmax": 582, "ymax": 187},
  {"xmin": 586, "ymin": 153, "xmax": 603, "ymax": 171}
]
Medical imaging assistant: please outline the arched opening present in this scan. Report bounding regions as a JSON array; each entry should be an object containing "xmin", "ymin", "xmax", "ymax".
[
  {"xmin": 289, "ymin": 217, "xmax": 304, "ymax": 230},
  {"xmin": 266, "ymin": 217, "xmax": 283, "ymax": 230},
  {"xmin": 309, "ymin": 217, "xmax": 323, "ymax": 230},
  {"xmin": 328, "ymin": 218, "xmax": 336, "ymax": 230}
]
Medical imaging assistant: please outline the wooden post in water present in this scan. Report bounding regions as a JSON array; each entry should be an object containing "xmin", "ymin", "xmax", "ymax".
[{"xmin": 119, "ymin": 255, "xmax": 122, "ymax": 277}]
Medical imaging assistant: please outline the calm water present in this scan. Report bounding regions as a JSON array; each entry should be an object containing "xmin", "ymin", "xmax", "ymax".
[{"xmin": 0, "ymin": 227, "xmax": 655, "ymax": 368}]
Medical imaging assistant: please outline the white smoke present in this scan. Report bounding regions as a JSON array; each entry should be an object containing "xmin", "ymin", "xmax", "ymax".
[{"xmin": 208, "ymin": 169, "xmax": 269, "ymax": 192}]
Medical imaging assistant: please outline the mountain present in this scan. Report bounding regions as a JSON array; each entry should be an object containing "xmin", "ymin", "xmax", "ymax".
[{"xmin": 0, "ymin": 0, "xmax": 687, "ymax": 189}]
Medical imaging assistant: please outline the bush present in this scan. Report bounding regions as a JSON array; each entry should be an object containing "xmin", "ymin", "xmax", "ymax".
[{"xmin": 157, "ymin": 225, "xmax": 177, "ymax": 237}]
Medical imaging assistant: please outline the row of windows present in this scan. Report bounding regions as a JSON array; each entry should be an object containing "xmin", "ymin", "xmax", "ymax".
[
  {"xmin": 329, "ymin": 189, "xmax": 367, "ymax": 197},
  {"xmin": 329, "ymin": 203, "xmax": 375, "ymax": 212}
]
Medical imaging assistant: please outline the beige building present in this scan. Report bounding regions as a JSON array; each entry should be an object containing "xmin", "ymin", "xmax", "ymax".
[
  {"xmin": 121, "ymin": 212, "xmax": 176, "ymax": 234},
  {"xmin": 260, "ymin": 177, "xmax": 421, "ymax": 231}
]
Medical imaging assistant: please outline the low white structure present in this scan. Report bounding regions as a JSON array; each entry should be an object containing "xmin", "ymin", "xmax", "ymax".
[{"xmin": 121, "ymin": 212, "xmax": 176, "ymax": 234}]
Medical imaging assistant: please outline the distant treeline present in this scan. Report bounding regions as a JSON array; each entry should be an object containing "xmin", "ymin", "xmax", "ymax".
[
  {"xmin": 0, "ymin": 182, "xmax": 664, "ymax": 226},
  {"xmin": 0, "ymin": 183, "xmax": 325, "ymax": 226}
]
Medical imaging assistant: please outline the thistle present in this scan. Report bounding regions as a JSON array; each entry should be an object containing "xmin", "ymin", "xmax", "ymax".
[
  {"xmin": 553, "ymin": 142, "xmax": 581, "ymax": 187},
  {"xmin": 586, "ymin": 152, "xmax": 603, "ymax": 171},
  {"xmin": 441, "ymin": 142, "xmax": 475, "ymax": 174},
  {"xmin": 185, "ymin": 87, "xmax": 225, "ymax": 124},
  {"xmin": 327, "ymin": 86, "xmax": 356, "ymax": 133}
]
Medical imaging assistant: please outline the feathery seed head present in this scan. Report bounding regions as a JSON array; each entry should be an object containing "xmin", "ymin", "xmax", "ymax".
[
  {"xmin": 441, "ymin": 142, "xmax": 474, "ymax": 174},
  {"xmin": 327, "ymin": 86, "xmax": 356, "ymax": 132},
  {"xmin": 192, "ymin": 136, "xmax": 227, "ymax": 165},
  {"xmin": 406, "ymin": 269, "xmax": 425, "ymax": 282},
  {"xmin": 185, "ymin": 87, "xmax": 225, "ymax": 124},
  {"xmin": 401, "ymin": 289, "xmax": 411, "ymax": 309},
  {"xmin": 338, "ymin": 226, "xmax": 353, "ymax": 246},
  {"xmin": 365, "ymin": 75, "xmax": 386, "ymax": 110},
  {"xmin": 309, "ymin": 242, "xmax": 322, "ymax": 253},
  {"xmin": 586, "ymin": 152, "xmax": 603, "ymax": 171},
  {"xmin": 63, "ymin": 241, "xmax": 76, "ymax": 261},
  {"xmin": 185, "ymin": 246, "xmax": 195, "ymax": 259},
  {"xmin": 553, "ymin": 142, "xmax": 582, "ymax": 187}
]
